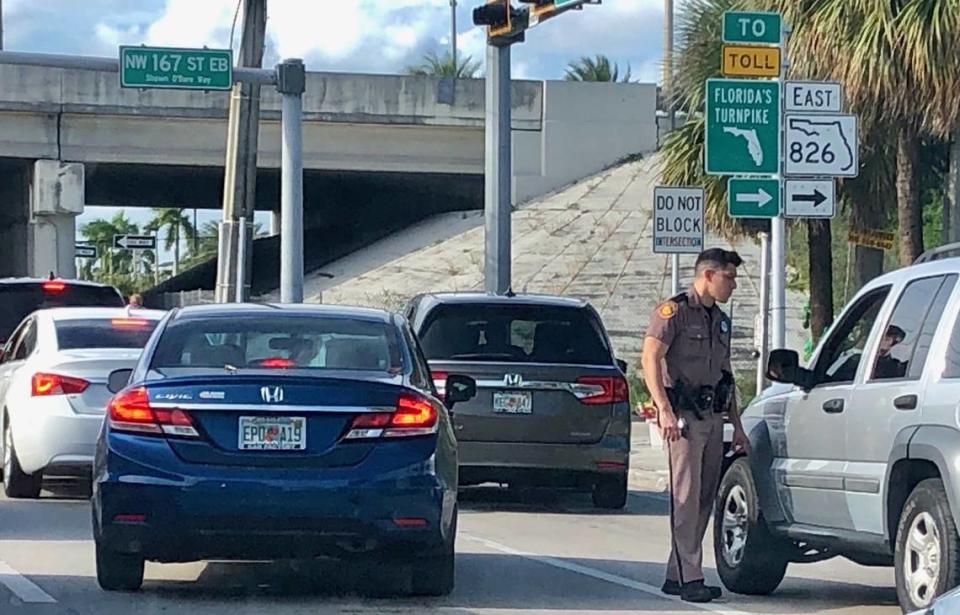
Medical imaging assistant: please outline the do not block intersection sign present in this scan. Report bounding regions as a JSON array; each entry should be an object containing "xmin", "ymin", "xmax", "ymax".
[{"xmin": 653, "ymin": 187, "xmax": 705, "ymax": 254}]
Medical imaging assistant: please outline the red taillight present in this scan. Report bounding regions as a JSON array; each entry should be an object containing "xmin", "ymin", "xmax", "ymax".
[
  {"xmin": 393, "ymin": 517, "xmax": 428, "ymax": 528},
  {"xmin": 107, "ymin": 387, "xmax": 198, "ymax": 437},
  {"xmin": 111, "ymin": 318, "xmax": 150, "ymax": 328},
  {"xmin": 431, "ymin": 370, "xmax": 448, "ymax": 398},
  {"xmin": 42, "ymin": 280, "xmax": 66, "ymax": 292},
  {"xmin": 113, "ymin": 513, "xmax": 146, "ymax": 524},
  {"xmin": 576, "ymin": 376, "xmax": 629, "ymax": 405},
  {"xmin": 32, "ymin": 372, "xmax": 89, "ymax": 396},
  {"xmin": 344, "ymin": 392, "xmax": 439, "ymax": 440},
  {"xmin": 258, "ymin": 357, "xmax": 296, "ymax": 368}
]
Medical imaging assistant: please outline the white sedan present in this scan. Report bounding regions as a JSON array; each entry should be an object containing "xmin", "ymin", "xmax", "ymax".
[{"xmin": 0, "ymin": 307, "xmax": 164, "ymax": 498}]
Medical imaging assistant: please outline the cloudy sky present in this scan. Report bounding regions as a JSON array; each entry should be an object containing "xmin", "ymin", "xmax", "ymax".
[{"xmin": 4, "ymin": 0, "xmax": 666, "ymax": 262}]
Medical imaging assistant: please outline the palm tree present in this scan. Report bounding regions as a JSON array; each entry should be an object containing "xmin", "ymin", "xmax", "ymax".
[
  {"xmin": 405, "ymin": 51, "xmax": 481, "ymax": 78},
  {"xmin": 564, "ymin": 55, "xmax": 632, "ymax": 83},
  {"xmin": 145, "ymin": 208, "xmax": 196, "ymax": 277},
  {"xmin": 80, "ymin": 212, "xmax": 153, "ymax": 286}
]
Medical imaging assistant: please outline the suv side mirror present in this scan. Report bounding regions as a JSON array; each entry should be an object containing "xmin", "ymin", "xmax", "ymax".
[
  {"xmin": 107, "ymin": 368, "xmax": 134, "ymax": 394},
  {"xmin": 767, "ymin": 349, "xmax": 813, "ymax": 390},
  {"xmin": 444, "ymin": 374, "xmax": 476, "ymax": 409},
  {"xmin": 615, "ymin": 358, "xmax": 628, "ymax": 373}
]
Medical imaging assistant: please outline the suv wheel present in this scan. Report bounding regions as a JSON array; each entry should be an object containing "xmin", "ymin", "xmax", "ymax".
[
  {"xmin": 895, "ymin": 479, "xmax": 960, "ymax": 612},
  {"xmin": 592, "ymin": 474, "xmax": 628, "ymax": 509},
  {"xmin": 95, "ymin": 541, "xmax": 144, "ymax": 591},
  {"xmin": 3, "ymin": 423, "xmax": 41, "ymax": 499},
  {"xmin": 714, "ymin": 458, "xmax": 788, "ymax": 595}
]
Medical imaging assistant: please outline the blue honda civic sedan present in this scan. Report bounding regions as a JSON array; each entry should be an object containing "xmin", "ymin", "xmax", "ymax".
[{"xmin": 91, "ymin": 304, "xmax": 475, "ymax": 595}]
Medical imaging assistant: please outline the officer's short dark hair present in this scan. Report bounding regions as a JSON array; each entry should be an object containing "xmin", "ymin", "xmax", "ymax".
[{"xmin": 695, "ymin": 248, "xmax": 743, "ymax": 274}]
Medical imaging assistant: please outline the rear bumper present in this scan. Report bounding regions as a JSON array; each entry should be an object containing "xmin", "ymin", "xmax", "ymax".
[
  {"xmin": 11, "ymin": 399, "xmax": 103, "ymax": 475},
  {"xmin": 457, "ymin": 431, "xmax": 629, "ymax": 484},
  {"xmin": 92, "ymin": 435, "xmax": 456, "ymax": 563}
]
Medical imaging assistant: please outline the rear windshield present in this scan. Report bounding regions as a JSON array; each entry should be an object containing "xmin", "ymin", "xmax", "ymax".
[
  {"xmin": 151, "ymin": 316, "xmax": 402, "ymax": 372},
  {"xmin": 56, "ymin": 318, "xmax": 159, "ymax": 350},
  {"xmin": 418, "ymin": 304, "xmax": 612, "ymax": 365},
  {"xmin": 0, "ymin": 283, "xmax": 123, "ymax": 341}
]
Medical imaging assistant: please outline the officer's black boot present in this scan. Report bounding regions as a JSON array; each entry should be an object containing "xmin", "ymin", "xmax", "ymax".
[
  {"xmin": 680, "ymin": 580, "xmax": 722, "ymax": 603},
  {"xmin": 660, "ymin": 579, "xmax": 681, "ymax": 595}
]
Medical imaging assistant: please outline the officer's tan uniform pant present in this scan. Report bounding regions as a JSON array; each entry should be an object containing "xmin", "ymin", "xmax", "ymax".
[{"xmin": 666, "ymin": 413, "xmax": 724, "ymax": 583}]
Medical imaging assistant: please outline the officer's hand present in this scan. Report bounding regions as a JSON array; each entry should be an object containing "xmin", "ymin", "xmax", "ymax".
[
  {"xmin": 659, "ymin": 408, "xmax": 681, "ymax": 442},
  {"xmin": 731, "ymin": 427, "xmax": 750, "ymax": 454}
]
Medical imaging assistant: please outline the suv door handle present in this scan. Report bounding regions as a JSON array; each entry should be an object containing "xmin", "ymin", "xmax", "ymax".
[
  {"xmin": 823, "ymin": 399, "xmax": 844, "ymax": 413},
  {"xmin": 894, "ymin": 394, "xmax": 918, "ymax": 410}
]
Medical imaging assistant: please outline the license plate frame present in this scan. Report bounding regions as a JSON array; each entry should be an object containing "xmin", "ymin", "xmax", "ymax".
[
  {"xmin": 238, "ymin": 416, "xmax": 307, "ymax": 451},
  {"xmin": 493, "ymin": 391, "xmax": 533, "ymax": 414}
]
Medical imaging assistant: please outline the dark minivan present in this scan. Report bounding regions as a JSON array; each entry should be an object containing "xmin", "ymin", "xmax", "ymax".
[{"xmin": 0, "ymin": 278, "xmax": 125, "ymax": 345}]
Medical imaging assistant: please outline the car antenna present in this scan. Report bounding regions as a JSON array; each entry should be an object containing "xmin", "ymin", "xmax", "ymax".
[
  {"xmin": 223, "ymin": 364, "xmax": 238, "ymax": 373},
  {"xmin": 504, "ymin": 287, "xmax": 516, "ymax": 298}
]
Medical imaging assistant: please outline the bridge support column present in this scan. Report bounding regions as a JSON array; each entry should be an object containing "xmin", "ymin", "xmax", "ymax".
[{"xmin": 29, "ymin": 160, "xmax": 83, "ymax": 279}]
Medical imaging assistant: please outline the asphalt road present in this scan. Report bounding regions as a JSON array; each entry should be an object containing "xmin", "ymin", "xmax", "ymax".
[{"xmin": 1, "ymin": 481, "xmax": 903, "ymax": 615}]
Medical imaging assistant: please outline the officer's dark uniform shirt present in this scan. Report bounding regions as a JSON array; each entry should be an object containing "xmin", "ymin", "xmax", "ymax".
[{"xmin": 645, "ymin": 288, "xmax": 732, "ymax": 390}]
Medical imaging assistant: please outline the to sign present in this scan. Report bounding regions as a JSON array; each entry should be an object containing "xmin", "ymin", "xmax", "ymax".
[
  {"xmin": 120, "ymin": 46, "xmax": 233, "ymax": 90},
  {"xmin": 785, "ymin": 179, "xmax": 835, "ymax": 219},
  {"xmin": 785, "ymin": 113, "xmax": 859, "ymax": 177},
  {"xmin": 722, "ymin": 45, "xmax": 780, "ymax": 78},
  {"xmin": 75, "ymin": 244, "xmax": 97, "ymax": 259},
  {"xmin": 653, "ymin": 186, "xmax": 705, "ymax": 254},
  {"xmin": 786, "ymin": 81, "xmax": 843, "ymax": 113},
  {"xmin": 705, "ymin": 78, "xmax": 780, "ymax": 175},
  {"xmin": 723, "ymin": 11, "xmax": 781, "ymax": 45},
  {"xmin": 728, "ymin": 178, "xmax": 780, "ymax": 218},
  {"xmin": 113, "ymin": 234, "xmax": 157, "ymax": 250}
]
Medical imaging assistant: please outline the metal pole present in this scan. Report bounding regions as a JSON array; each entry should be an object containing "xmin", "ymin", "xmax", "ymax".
[
  {"xmin": 236, "ymin": 215, "xmax": 247, "ymax": 303},
  {"xmin": 450, "ymin": 0, "xmax": 458, "ymax": 70},
  {"xmin": 770, "ymin": 21, "xmax": 788, "ymax": 350},
  {"xmin": 670, "ymin": 254, "xmax": 680, "ymax": 295},
  {"xmin": 279, "ymin": 59, "xmax": 305, "ymax": 304},
  {"xmin": 757, "ymin": 232, "xmax": 770, "ymax": 395},
  {"xmin": 484, "ymin": 43, "xmax": 511, "ymax": 294},
  {"xmin": 663, "ymin": 0, "xmax": 675, "ymax": 131},
  {"xmin": 1, "ymin": 0, "xmax": 5, "ymax": 51}
]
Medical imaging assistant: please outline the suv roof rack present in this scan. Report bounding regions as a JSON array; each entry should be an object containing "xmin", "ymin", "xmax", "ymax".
[{"xmin": 914, "ymin": 242, "xmax": 960, "ymax": 265}]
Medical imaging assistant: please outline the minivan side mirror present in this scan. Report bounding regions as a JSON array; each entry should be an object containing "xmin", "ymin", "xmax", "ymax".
[
  {"xmin": 767, "ymin": 349, "xmax": 813, "ymax": 390},
  {"xmin": 107, "ymin": 368, "xmax": 134, "ymax": 394},
  {"xmin": 444, "ymin": 374, "xmax": 477, "ymax": 409}
]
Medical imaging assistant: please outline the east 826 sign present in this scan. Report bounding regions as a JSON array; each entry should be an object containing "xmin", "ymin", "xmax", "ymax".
[
  {"xmin": 653, "ymin": 187, "xmax": 705, "ymax": 254},
  {"xmin": 785, "ymin": 113, "xmax": 859, "ymax": 178}
]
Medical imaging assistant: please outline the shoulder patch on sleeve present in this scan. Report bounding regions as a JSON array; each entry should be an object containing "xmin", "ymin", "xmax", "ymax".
[{"xmin": 658, "ymin": 301, "xmax": 678, "ymax": 319}]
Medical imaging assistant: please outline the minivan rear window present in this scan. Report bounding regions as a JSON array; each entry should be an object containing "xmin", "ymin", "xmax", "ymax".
[
  {"xmin": 0, "ymin": 283, "xmax": 124, "ymax": 342},
  {"xmin": 151, "ymin": 316, "xmax": 402, "ymax": 372},
  {"xmin": 418, "ymin": 304, "xmax": 611, "ymax": 365},
  {"xmin": 56, "ymin": 318, "xmax": 160, "ymax": 350}
]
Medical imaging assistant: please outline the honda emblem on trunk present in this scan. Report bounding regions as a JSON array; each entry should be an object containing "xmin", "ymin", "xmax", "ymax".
[
  {"xmin": 503, "ymin": 373, "xmax": 523, "ymax": 387},
  {"xmin": 260, "ymin": 386, "xmax": 284, "ymax": 403}
]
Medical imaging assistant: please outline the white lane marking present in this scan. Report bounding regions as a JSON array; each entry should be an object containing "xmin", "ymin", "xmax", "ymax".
[
  {"xmin": 0, "ymin": 560, "xmax": 56, "ymax": 603},
  {"xmin": 462, "ymin": 534, "xmax": 751, "ymax": 615}
]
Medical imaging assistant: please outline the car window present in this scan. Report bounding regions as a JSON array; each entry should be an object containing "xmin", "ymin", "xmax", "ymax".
[
  {"xmin": 13, "ymin": 318, "xmax": 37, "ymax": 361},
  {"xmin": 418, "ymin": 304, "xmax": 611, "ymax": 365},
  {"xmin": 0, "ymin": 283, "xmax": 123, "ymax": 342},
  {"xmin": 55, "ymin": 318, "xmax": 160, "ymax": 350},
  {"xmin": 871, "ymin": 275, "xmax": 955, "ymax": 381},
  {"xmin": 1, "ymin": 320, "xmax": 29, "ymax": 363},
  {"xmin": 816, "ymin": 287, "xmax": 890, "ymax": 385},
  {"xmin": 151, "ymin": 315, "xmax": 402, "ymax": 372}
]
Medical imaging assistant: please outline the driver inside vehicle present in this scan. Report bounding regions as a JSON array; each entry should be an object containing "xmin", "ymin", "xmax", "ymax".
[{"xmin": 874, "ymin": 325, "xmax": 908, "ymax": 379}]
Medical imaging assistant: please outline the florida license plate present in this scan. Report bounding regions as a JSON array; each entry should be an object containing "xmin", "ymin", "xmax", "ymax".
[
  {"xmin": 238, "ymin": 416, "xmax": 307, "ymax": 450},
  {"xmin": 493, "ymin": 391, "xmax": 532, "ymax": 414}
]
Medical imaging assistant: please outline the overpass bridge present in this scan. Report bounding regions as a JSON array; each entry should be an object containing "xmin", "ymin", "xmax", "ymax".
[{"xmin": 0, "ymin": 62, "xmax": 657, "ymax": 282}]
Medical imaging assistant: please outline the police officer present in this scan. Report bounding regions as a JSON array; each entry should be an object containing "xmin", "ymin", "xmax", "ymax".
[{"xmin": 641, "ymin": 248, "xmax": 750, "ymax": 603}]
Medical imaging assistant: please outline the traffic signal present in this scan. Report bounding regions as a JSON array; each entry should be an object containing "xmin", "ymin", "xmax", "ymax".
[{"xmin": 472, "ymin": 0, "xmax": 517, "ymax": 39}]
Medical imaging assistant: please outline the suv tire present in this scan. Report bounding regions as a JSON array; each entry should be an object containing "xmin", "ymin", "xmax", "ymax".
[
  {"xmin": 592, "ymin": 474, "xmax": 628, "ymax": 509},
  {"xmin": 3, "ymin": 423, "xmax": 41, "ymax": 499},
  {"xmin": 895, "ymin": 478, "xmax": 960, "ymax": 612},
  {"xmin": 95, "ymin": 541, "xmax": 144, "ymax": 591},
  {"xmin": 714, "ymin": 458, "xmax": 788, "ymax": 595}
]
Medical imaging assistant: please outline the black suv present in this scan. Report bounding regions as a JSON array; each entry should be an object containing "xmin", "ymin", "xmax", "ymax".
[{"xmin": 0, "ymin": 278, "xmax": 125, "ymax": 345}]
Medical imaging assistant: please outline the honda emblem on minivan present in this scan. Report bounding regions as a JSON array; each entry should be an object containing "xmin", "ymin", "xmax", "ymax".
[
  {"xmin": 260, "ymin": 386, "xmax": 284, "ymax": 403},
  {"xmin": 503, "ymin": 374, "xmax": 523, "ymax": 387}
]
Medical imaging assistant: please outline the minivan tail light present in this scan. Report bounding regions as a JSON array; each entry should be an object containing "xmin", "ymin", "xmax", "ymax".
[
  {"xmin": 343, "ymin": 392, "xmax": 440, "ymax": 440},
  {"xmin": 107, "ymin": 387, "xmax": 199, "ymax": 437},
  {"xmin": 42, "ymin": 280, "xmax": 66, "ymax": 292},
  {"xmin": 32, "ymin": 372, "xmax": 89, "ymax": 396},
  {"xmin": 575, "ymin": 376, "xmax": 629, "ymax": 405}
]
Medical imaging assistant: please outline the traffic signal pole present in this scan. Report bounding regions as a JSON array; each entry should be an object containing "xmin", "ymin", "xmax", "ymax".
[{"xmin": 484, "ymin": 42, "xmax": 512, "ymax": 294}]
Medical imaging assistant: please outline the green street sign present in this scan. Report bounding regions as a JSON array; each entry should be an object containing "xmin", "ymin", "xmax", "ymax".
[
  {"xmin": 723, "ymin": 11, "xmax": 781, "ymax": 45},
  {"xmin": 705, "ymin": 78, "xmax": 780, "ymax": 175},
  {"xmin": 119, "ymin": 46, "xmax": 233, "ymax": 90},
  {"xmin": 728, "ymin": 178, "xmax": 780, "ymax": 218}
]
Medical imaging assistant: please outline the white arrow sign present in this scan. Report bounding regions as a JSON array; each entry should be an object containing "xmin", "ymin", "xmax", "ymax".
[
  {"xmin": 736, "ymin": 188, "xmax": 774, "ymax": 208},
  {"xmin": 113, "ymin": 234, "xmax": 156, "ymax": 250}
]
